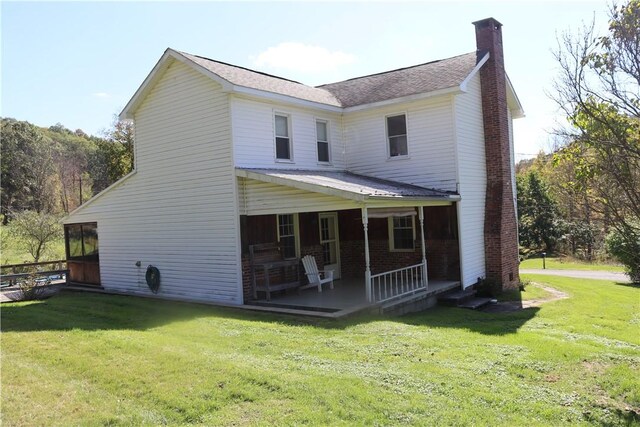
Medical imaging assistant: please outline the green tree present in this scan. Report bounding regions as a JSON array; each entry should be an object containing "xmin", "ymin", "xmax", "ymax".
[
  {"xmin": 1, "ymin": 118, "xmax": 57, "ymax": 221},
  {"xmin": 44, "ymin": 123, "xmax": 97, "ymax": 213},
  {"xmin": 553, "ymin": 0, "xmax": 639, "ymax": 270},
  {"xmin": 517, "ymin": 172, "xmax": 564, "ymax": 252},
  {"xmin": 91, "ymin": 117, "xmax": 135, "ymax": 193},
  {"xmin": 8, "ymin": 210, "xmax": 63, "ymax": 262}
]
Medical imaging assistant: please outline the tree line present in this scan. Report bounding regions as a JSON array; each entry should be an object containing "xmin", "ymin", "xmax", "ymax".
[
  {"xmin": 1, "ymin": 116, "xmax": 133, "ymax": 262},
  {"xmin": 517, "ymin": 0, "xmax": 639, "ymax": 282}
]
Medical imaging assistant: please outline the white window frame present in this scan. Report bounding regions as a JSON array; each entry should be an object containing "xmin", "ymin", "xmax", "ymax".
[
  {"xmin": 315, "ymin": 118, "xmax": 331, "ymax": 164},
  {"xmin": 385, "ymin": 112, "xmax": 409, "ymax": 159},
  {"xmin": 274, "ymin": 112, "xmax": 293, "ymax": 162},
  {"xmin": 388, "ymin": 215, "xmax": 416, "ymax": 252},
  {"xmin": 276, "ymin": 213, "xmax": 300, "ymax": 259}
]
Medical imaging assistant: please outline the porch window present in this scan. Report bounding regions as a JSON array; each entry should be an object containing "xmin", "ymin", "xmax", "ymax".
[
  {"xmin": 386, "ymin": 114, "xmax": 408, "ymax": 157},
  {"xmin": 275, "ymin": 114, "xmax": 292, "ymax": 161},
  {"xmin": 277, "ymin": 214, "xmax": 299, "ymax": 259},
  {"xmin": 65, "ymin": 223, "xmax": 99, "ymax": 261},
  {"xmin": 388, "ymin": 216, "xmax": 415, "ymax": 251},
  {"xmin": 316, "ymin": 119, "xmax": 330, "ymax": 163}
]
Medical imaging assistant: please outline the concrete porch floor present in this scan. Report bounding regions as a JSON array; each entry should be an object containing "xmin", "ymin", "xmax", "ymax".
[{"xmin": 247, "ymin": 278, "xmax": 461, "ymax": 313}]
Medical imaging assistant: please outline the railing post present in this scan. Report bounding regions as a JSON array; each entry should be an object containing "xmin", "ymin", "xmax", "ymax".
[
  {"xmin": 419, "ymin": 206, "xmax": 428, "ymax": 289},
  {"xmin": 362, "ymin": 207, "xmax": 372, "ymax": 303}
]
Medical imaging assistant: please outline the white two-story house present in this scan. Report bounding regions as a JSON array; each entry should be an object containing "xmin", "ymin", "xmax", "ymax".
[{"xmin": 63, "ymin": 18, "xmax": 523, "ymax": 314}]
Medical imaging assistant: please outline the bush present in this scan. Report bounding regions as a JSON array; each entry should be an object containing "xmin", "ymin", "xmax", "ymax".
[
  {"xmin": 18, "ymin": 274, "xmax": 48, "ymax": 300},
  {"xmin": 606, "ymin": 227, "xmax": 640, "ymax": 283}
]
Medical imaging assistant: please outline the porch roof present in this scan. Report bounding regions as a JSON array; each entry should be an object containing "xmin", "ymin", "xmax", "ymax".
[{"xmin": 236, "ymin": 168, "xmax": 460, "ymax": 204}]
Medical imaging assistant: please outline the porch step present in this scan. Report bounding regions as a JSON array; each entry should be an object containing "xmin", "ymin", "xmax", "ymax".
[
  {"xmin": 437, "ymin": 289, "xmax": 476, "ymax": 306},
  {"xmin": 438, "ymin": 288, "xmax": 493, "ymax": 310},
  {"xmin": 456, "ymin": 297, "xmax": 493, "ymax": 310}
]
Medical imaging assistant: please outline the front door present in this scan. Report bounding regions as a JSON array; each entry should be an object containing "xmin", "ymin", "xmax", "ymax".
[{"xmin": 319, "ymin": 212, "xmax": 341, "ymax": 279}]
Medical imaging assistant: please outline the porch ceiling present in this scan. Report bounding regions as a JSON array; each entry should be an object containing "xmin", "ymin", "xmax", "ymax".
[{"xmin": 236, "ymin": 168, "xmax": 460, "ymax": 205}]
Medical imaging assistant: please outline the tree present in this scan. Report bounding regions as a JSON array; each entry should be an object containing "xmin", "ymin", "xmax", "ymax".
[
  {"xmin": 91, "ymin": 117, "xmax": 135, "ymax": 193},
  {"xmin": 553, "ymin": 0, "xmax": 640, "ymax": 271},
  {"xmin": 8, "ymin": 210, "xmax": 63, "ymax": 262},
  {"xmin": 1, "ymin": 118, "xmax": 57, "ymax": 221},
  {"xmin": 44, "ymin": 123, "xmax": 96, "ymax": 214},
  {"xmin": 517, "ymin": 172, "xmax": 564, "ymax": 252}
]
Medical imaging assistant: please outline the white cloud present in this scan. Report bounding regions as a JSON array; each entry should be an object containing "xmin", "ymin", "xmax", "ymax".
[
  {"xmin": 92, "ymin": 92, "xmax": 111, "ymax": 98},
  {"xmin": 252, "ymin": 42, "xmax": 356, "ymax": 73}
]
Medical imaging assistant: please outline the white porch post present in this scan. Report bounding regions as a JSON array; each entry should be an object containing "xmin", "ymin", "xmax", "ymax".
[
  {"xmin": 419, "ymin": 206, "xmax": 428, "ymax": 289},
  {"xmin": 362, "ymin": 207, "xmax": 372, "ymax": 302}
]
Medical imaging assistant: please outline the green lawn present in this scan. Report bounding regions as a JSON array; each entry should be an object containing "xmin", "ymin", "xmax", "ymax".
[
  {"xmin": 520, "ymin": 256, "xmax": 626, "ymax": 272},
  {"xmin": 2, "ymin": 275, "xmax": 639, "ymax": 426}
]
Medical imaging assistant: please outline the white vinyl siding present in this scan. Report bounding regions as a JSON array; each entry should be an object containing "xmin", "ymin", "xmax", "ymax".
[
  {"xmin": 231, "ymin": 96, "xmax": 345, "ymax": 170},
  {"xmin": 64, "ymin": 59, "xmax": 241, "ymax": 304},
  {"xmin": 343, "ymin": 96, "xmax": 457, "ymax": 191},
  {"xmin": 454, "ymin": 74, "xmax": 486, "ymax": 287}
]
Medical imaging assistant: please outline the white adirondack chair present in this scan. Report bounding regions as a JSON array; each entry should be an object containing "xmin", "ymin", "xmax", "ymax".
[{"xmin": 301, "ymin": 255, "xmax": 334, "ymax": 292}]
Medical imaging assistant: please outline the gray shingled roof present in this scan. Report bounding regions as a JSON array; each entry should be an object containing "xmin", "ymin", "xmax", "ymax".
[
  {"xmin": 237, "ymin": 168, "xmax": 459, "ymax": 201},
  {"xmin": 180, "ymin": 51, "xmax": 342, "ymax": 107},
  {"xmin": 318, "ymin": 52, "xmax": 479, "ymax": 107},
  {"xmin": 179, "ymin": 50, "xmax": 479, "ymax": 109}
]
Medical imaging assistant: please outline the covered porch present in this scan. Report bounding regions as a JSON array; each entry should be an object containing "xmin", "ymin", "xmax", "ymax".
[
  {"xmin": 237, "ymin": 168, "xmax": 462, "ymax": 314},
  {"xmin": 249, "ymin": 278, "xmax": 461, "ymax": 315}
]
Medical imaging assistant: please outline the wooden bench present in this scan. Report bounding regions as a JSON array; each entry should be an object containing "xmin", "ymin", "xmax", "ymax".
[{"xmin": 249, "ymin": 243, "xmax": 301, "ymax": 301}]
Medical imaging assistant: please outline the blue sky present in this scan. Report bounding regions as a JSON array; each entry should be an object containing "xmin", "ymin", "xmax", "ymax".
[{"xmin": 2, "ymin": 1, "xmax": 609, "ymax": 160}]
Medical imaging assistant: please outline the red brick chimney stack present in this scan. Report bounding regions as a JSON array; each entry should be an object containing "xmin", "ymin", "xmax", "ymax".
[{"xmin": 473, "ymin": 17, "xmax": 520, "ymax": 289}]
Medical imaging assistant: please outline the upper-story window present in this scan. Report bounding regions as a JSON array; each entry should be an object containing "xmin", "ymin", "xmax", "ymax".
[
  {"xmin": 386, "ymin": 114, "xmax": 408, "ymax": 157},
  {"xmin": 316, "ymin": 119, "xmax": 330, "ymax": 163},
  {"xmin": 275, "ymin": 114, "xmax": 292, "ymax": 161}
]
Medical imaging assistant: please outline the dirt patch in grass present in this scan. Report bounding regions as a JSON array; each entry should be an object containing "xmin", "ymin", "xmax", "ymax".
[{"xmin": 483, "ymin": 283, "xmax": 568, "ymax": 313}]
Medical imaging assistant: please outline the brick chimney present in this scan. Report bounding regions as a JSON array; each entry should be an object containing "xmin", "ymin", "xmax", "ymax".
[{"xmin": 473, "ymin": 17, "xmax": 520, "ymax": 289}]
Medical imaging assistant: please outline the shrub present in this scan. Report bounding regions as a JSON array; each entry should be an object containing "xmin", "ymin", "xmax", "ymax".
[
  {"xmin": 606, "ymin": 226, "xmax": 640, "ymax": 283},
  {"xmin": 18, "ymin": 274, "xmax": 48, "ymax": 300}
]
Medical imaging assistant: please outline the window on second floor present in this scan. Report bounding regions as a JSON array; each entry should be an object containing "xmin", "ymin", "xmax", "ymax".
[
  {"xmin": 316, "ymin": 119, "xmax": 330, "ymax": 163},
  {"xmin": 386, "ymin": 114, "xmax": 408, "ymax": 157},
  {"xmin": 275, "ymin": 114, "xmax": 292, "ymax": 161}
]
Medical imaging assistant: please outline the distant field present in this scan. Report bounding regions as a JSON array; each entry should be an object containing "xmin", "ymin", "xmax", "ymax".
[
  {"xmin": 2, "ymin": 275, "xmax": 638, "ymax": 425},
  {"xmin": 0, "ymin": 225, "xmax": 65, "ymax": 265},
  {"xmin": 520, "ymin": 256, "xmax": 625, "ymax": 272}
]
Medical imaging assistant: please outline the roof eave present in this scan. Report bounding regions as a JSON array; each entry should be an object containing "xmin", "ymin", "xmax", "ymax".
[
  {"xmin": 460, "ymin": 51, "xmax": 490, "ymax": 92},
  {"xmin": 120, "ymin": 48, "xmax": 235, "ymax": 120},
  {"xmin": 342, "ymin": 86, "xmax": 464, "ymax": 113},
  {"xmin": 62, "ymin": 169, "xmax": 137, "ymax": 223},
  {"xmin": 506, "ymin": 74, "xmax": 525, "ymax": 119},
  {"xmin": 231, "ymin": 86, "xmax": 343, "ymax": 112}
]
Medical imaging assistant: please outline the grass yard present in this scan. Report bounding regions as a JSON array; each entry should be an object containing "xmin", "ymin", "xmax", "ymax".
[
  {"xmin": 2, "ymin": 275, "xmax": 639, "ymax": 426},
  {"xmin": 520, "ymin": 256, "xmax": 626, "ymax": 272}
]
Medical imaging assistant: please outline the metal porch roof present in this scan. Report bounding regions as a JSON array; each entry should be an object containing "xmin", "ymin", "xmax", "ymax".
[{"xmin": 236, "ymin": 169, "xmax": 460, "ymax": 203}]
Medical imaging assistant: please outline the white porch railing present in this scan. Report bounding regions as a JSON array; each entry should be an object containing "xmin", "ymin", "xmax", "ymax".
[{"xmin": 369, "ymin": 263, "xmax": 427, "ymax": 303}]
